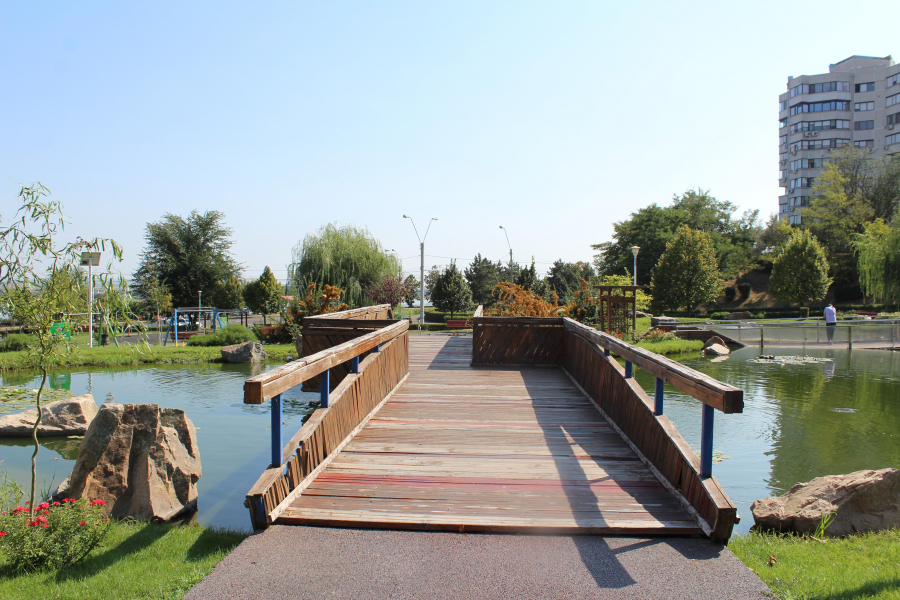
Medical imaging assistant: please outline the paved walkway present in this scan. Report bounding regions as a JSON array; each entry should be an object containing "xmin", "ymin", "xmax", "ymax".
[{"xmin": 186, "ymin": 526, "xmax": 769, "ymax": 599}]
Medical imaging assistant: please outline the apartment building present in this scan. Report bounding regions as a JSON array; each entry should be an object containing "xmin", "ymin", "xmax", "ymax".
[{"xmin": 778, "ymin": 55, "xmax": 900, "ymax": 224}]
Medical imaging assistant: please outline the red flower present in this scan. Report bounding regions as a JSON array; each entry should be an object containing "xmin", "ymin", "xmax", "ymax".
[
  {"xmin": 37, "ymin": 516, "xmax": 48, "ymax": 523},
  {"xmin": 41, "ymin": 510, "xmax": 49, "ymax": 515},
  {"xmin": 79, "ymin": 521, "xmax": 86, "ymax": 526},
  {"xmin": 90, "ymin": 499, "xmax": 106, "ymax": 506},
  {"xmin": 37, "ymin": 502, "xmax": 50, "ymax": 510},
  {"xmin": 13, "ymin": 506, "xmax": 26, "ymax": 514},
  {"xmin": 26, "ymin": 521, "xmax": 36, "ymax": 527},
  {"xmin": 52, "ymin": 501, "xmax": 60, "ymax": 506},
  {"xmin": 41, "ymin": 523, "xmax": 49, "ymax": 528},
  {"xmin": 24, "ymin": 501, "xmax": 30, "ymax": 504},
  {"xmin": 0, "ymin": 531, "xmax": 6, "ymax": 537}
]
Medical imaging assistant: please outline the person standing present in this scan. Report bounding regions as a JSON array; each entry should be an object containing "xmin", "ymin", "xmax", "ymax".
[{"xmin": 824, "ymin": 303, "xmax": 837, "ymax": 343}]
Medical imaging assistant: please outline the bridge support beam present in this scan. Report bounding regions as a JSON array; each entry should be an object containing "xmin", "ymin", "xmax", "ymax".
[
  {"xmin": 654, "ymin": 377, "xmax": 664, "ymax": 415},
  {"xmin": 320, "ymin": 370, "xmax": 330, "ymax": 408},
  {"xmin": 271, "ymin": 394, "xmax": 282, "ymax": 467},
  {"xmin": 624, "ymin": 361, "xmax": 632, "ymax": 378},
  {"xmin": 700, "ymin": 404, "xmax": 714, "ymax": 478},
  {"xmin": 350, "ymin": 356, "xmax": 360, "ymax": 374}
]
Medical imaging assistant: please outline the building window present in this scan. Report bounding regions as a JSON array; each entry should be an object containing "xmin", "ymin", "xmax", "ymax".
[
  {"xmin": 888, "ymin": 74, "xmax": 900, "ymax": 88},
  {"xmin": 855, "ymin": 83, "xmax": 875, "ymax": 93},
  {"xmin": 790, "ymin": 138, "xmax": 850, "ymax": 152},
  {"xmin": 779, "ymin": 100, "xmax": 788, "ymax": 112},
  {"xmin": 887, "ymin": 133, "xmax": 900, "ymax": 146},
  {"xmin": 887, "ymin": 112, "xmax": 900, "ymax": 126},
  {"xmin": 789, "ymin": 215, "xmax": 802, "ymax": 225},
  {"xmin": 854, "ymin": 102, "xmax": 875, "ymax": 112},
  {"xmin": 780, "ymin": 134, "xmax": 788, "ymax": 145},
  {"xmin": 790, "ymin": 159, "xmax": 826, "ymax": 170},
  {"xmin": 779, "ymin": 202, "xmax": 789, "ymax": 214},
  {"xmin": 790, "ymin": 82, "xmax": 850, "ymax": 97},
  {"xmin": 854, "ymin": 140, "xmax": 874, "ymax": 149},
  {"xmin": 790, "ymin": 177, "xmax": 815, "ymax": 188},
  {"xmin": 780, "ymin": 117, "xmax": 788, "ymax": 128},
  {"xmin": 780, "ymin": 152, "xmax": 787, "ymax": 162},
  {"xmin": 887, "ymin": 93, "xmax": 900, "ymax": 108},
  {"xmin": 790, "ymin": 100, "xmax": 850, "ymax": 116},
  {"xmin": 789, "ymin": 119, "xmax": 850, "ymax": 133},
  {"xmin": 854, "ymin": 120, "xmax": 875, "ymax": 131},
  {"xmin": 780, "ymin": 169, "xmax": 787, "ymax": 179}
]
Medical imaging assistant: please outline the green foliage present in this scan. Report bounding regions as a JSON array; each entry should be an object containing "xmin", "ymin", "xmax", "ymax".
[
  {"xmin": 800, "ymin": 306, "xmax": 810, "ymax": 319},
  {"xmin": 854, "ymin": 217, "xmax": 900, "ymax": 309},
  {"xmin": 0, "ymin": 335, "xmax": 34, "ymax": 353},
  {"xmin": 649, "ymin": 225, "xmax": 721, "ymax": 311},
  {"xmin": 1, "ymin": 498, "xmax": 112, "ymax": 573},
  {"xmin": 547, "ymin": 260, "xmax": 595, "ymax": 299},
  {"xmin": 403, "ymin": 274, "xmax": 419, "ymax": 307},
  {"xmin": 185, "ymin": 334, "xmax": 217, "ymax": 347},
  {"xmin": 709, "ymin": 312, "xmax": 729, "ymax": 320},
  {"xmin": 597, "ymin": 274, "xmax": 653, "ymax": 311},
  {"xmin": 243, "ymin": 266, "xmax": 285, "ymax": 324},
  {"xmin": 288, "ymin": 223, "xmax": 398, "ymax": 307},
  {"xmin": 429, "ymin": 262, "xmax": 473, "ymax": 319},
  {"xmin": 364, "ymin": 275, "xmax": 413, "ymax": 308},
  {"xmin": 724, "ymin": 286, "xmax": 737, "ymax": 302},
  {"xmin": 139, "ymin": 273, "xmax": 172, "ymax": 319},
  {"xmin": 769, "ymin": 229, "xmax": 832, "ymax": 306},
  {"xmin": 186, "ymin": 325, "xmax": 257, "ymax": 347},
  {"xmin": 216, "ymin": 276, "xmax": 245, "ymax": 310},
  {"xmin": 593, "ymin": 188, "xmax": 760, "ymax": 282},
  {"xmin": 737, "ymin": 282, "xmax": 752, "ymax": 299},
  {"xmin": 464, "ymin": 254, "xmax": 501, "ymax": 305},
  {"xmin": 133, "ymin": 210, "xmax": 242, "ymax": 310}
]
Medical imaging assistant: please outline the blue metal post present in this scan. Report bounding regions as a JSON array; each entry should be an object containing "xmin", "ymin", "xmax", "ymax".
[
  {"xmin": 320, "ymin": 370, "xmax": 330, "ymax": 408},
  {"xmin": 700, "ymin": 404, "xmax": 714, "ymax": 478},
  {"xmin": 163, "ymin": 313, "xmax": 174, "ymax": 346},
  {"xmin": 270, "ymin": 394, "xmax": 282, "ymax": 467},
  {"xmin": 374, "ymin": 344, "xmax": 381, "ymax": 352},
  {"xmin": 173, "ymin": 309, "xmax": 179, "ymax": 345},
  {"xmin": 624, "ymin": 361, "xmax": 632, "ymax": 378},
  {"xmin": 654, "ymin": 377, "xmax": 664, "ymax": 416},
  {"xmin": 350, "ymin": 356, "xmax": 360, "ymax": 374},
  {"xmin": 604, "ymin": 348, "xmax": 610, "ymax": 357}
]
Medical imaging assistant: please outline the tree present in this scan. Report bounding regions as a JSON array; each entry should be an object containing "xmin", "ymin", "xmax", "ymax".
[
  {"xmin": 403, "ymin": 274, "xmax": 419, "ymax": 307},
  {"xmin": 854, "ymin": 218, "xmax": 900, "ymax": 309},
  {"xmin": 216, "ymin": 276, "xmax": 246, "ymax": 310},
  {"xmin": 288, "ymin": 223, "xmax": 399, "ymax": 307},
  {"xmin": 495, "ymin": 259, "xmax": 521, "ymax": 283},
  {"xmin": 649, "ymin": 225, "xmax": 720, "ymax": 312},
  {"xmin": 140, "ymin": 273, "xmax": 173, "ymax": 343},
  {"xmin": 243, "ymin": 266, "xmax": 284, "ymax": 325},
  {"xmin": 593, "ymin": 188, "xmax": 760, "ymax": 282},
  {"xmin": 1, "ymin": 183, "xmax": 131, "ymax": 510},
  {"xmin": 464, "ymin": 254, "xmax": 501, "ymax": 306},
  {"xmin": 364, "ymin": 274, "xmax": 413, "ymax": 309},
  {"xmin": 769, "ymin": 229, "xmax": 832, "ymax": 307},
  {"xmin": 430, "ymin": 262, "xmax": 473, "ymax": 318},
  {"xmin": 547, "ymin": 260, "xmax": 595, "ymax": 299},
  {"xmin": 133, "ymin": 211, "xmax": 242, "ymax": 313},
  {"xmin": 488, "ymin": 282, "xmax": 560, "ymax": 317}
]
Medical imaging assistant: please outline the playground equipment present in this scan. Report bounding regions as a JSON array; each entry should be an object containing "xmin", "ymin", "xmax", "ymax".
[{"xmin": 163, "ymin": 307, "xmax": 224, "ymax": 346}]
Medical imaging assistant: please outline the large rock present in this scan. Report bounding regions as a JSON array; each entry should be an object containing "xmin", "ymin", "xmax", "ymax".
[
  {"xmin": 66, "ymin": 403, "xmax": 202, "ymax": 522},
  {"xmin": 751, "ymin": 468, "xmax": 900, "ymax": 536},
  {"xmin": 703, "ymin": 343, "xmax": 730, "ymax": 356},
  {"xmin": 221, "ymin": 341, "xmax": 267, "ymax": 363},
  {"xmin": 0, "ymin": 394, "xmax": 98, "ymax": 437},
  {"xmin": 702, "ymin": 336, "xmax": 727, "ymax": 350}
]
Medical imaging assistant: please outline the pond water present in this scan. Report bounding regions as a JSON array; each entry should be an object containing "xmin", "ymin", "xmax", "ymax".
[{"xmin": 2, "ymin": 347, "xmax": 898, "ymax": 534}]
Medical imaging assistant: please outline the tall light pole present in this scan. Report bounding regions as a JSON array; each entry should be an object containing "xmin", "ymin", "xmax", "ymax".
[
  {"xmin": 631, "ymin": 246, "xmax": 640, "ymax": 286},
  {"xmin": 403, "ymin": 215, "xmax": 437, "ymax": 327},
  {"xmin": 499, "ymin": 226, "xmax": 513, "ymax": 281},
  {"xmin": 198, "ymin": 290, "xmax": 202, "ymax": 332},
  {"xmin": 80, "ymin": 252, "xmax": 101, "ymax": 348}
]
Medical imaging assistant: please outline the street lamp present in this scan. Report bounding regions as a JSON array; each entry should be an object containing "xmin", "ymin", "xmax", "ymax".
[
  {"xmin": 80, "ymin": 252, "xmax": 101, "ymax": 348},
  {"xmin": 631, "ymin": 246, "xmax": 640, "ymax": 286},
  {"xmin": 499, "ymin": 226, "xmax": 513, "ymax": 281},
  {"xmin": 403, "ymin": 215, "xmax": 438, "ymax": 328}
]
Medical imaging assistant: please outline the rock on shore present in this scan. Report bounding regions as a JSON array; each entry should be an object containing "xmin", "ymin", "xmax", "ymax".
[
  {"xmin": 221, "ymin": 341, "xmax": 267, "ymax": 363},
  {"xmin": 0, "ymin": 394, "xmax": 99, "ymax": 437}
]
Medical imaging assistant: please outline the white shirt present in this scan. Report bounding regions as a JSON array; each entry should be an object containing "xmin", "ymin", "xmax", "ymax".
[{"xmin": 824, "ymin": 306, "xmax": 836, "ymax": 323}]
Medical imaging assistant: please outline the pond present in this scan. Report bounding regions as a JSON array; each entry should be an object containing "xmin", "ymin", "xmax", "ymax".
[{"xmin": 2, "ymin": 347, "xmax": 898, "ymax": 534}]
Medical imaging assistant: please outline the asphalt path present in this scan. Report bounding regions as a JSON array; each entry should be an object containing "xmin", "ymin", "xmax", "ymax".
[{"xmin": 186, "ymin": 526, "xmax": 769, "ymax": 600}]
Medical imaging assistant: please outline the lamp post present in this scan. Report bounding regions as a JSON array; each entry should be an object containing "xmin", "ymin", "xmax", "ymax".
[
  {"xmin": 499, "ymin": 226, "xmax": 513, "ymax": 281},
  {"xmin": 631, "ymin": 246, "xmax": 640, "ymax": 286},
  {"xmin": 80, "ymin": 252, "xmax": 101, "ymax": 348},
  {"xmin": 403, "ymin": 216, "xmax": 438, "ymax": 328},
  {"xmin": 198, "ymin": 290, "xmax": 202, "ymax": 332}
]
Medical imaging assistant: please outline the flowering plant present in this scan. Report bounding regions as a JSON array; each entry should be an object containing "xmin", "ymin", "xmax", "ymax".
[
  {"xmin": 0, "ymin": 497, "xmax": 111, "ymax": 572},
  {"xmin": 633, "ymin": 327, "xmax": 677, "ymax": 343}
]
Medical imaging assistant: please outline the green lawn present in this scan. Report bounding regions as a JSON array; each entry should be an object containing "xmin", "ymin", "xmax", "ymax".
[
  {"xmin": 0, "ymin": 521, "xmax": 247, "ymax": 600},
  {"xmin": 729, "ymin": 529, "xmax": 900, "ymax": 599}
]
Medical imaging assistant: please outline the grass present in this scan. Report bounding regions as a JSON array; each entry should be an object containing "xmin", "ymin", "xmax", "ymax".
[
  {"xmin": 0, "ymin": 343, "xmax": 296, "ymax": 373},
  {"xmin": 729, "ymin": 529, "xmax": 900, "ymax": 599},
  {"xmin": 635, "ymin": 339, "xmax": 704, "ymax": 355},
  {"xmin": 0, "ymin": 521, "xmax": 247, "ymax": 600}
]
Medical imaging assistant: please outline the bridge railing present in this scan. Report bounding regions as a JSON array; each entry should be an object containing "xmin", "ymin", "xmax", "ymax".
[
  {"xmin": 472, "ymin": 316, "xmax": 743, "ymax": 543},
  {"xmin": 242, "ymin": 315, "xmax": 409, "ymax": 529}
]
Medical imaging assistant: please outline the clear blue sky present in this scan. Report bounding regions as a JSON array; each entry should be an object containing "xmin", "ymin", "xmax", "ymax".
[{"xmin": 2, "ymin": 1, "xmax": 895, "ymax": 283}]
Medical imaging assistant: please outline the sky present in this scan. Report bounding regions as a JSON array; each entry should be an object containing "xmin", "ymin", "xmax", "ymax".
[{"xmin": 2, "ymin": 1, "xmax": 897, "ymax": 284}]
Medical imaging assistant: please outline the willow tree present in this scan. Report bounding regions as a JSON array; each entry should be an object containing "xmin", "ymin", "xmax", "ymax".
[
  {"xmin": 854, "ymin": 218, "xmax": 900, "ymax": 309},
  {"xmin": 288, "ymin": 223, "xmax": 399, "ymax": 307}
]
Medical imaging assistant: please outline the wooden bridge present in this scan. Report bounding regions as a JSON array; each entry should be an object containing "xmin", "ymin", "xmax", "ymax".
[{"xmin": 243, "ymin": 306, "xmax": 744, "ymax": 543}]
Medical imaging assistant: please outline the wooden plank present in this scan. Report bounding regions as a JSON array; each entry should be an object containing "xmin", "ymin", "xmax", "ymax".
[{"xmin": 305, "ymin": 305, "xmax": 393, "ymax": 321}]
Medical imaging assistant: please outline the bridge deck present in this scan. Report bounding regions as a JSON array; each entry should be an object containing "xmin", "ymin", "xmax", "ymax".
[{"xmin": 278, "ymin": 336, "xmax": 702, "ymax": 534}]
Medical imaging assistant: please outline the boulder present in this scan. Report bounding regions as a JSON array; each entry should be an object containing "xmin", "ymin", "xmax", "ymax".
[
  {"xmin": 703, "ymin": 343, "xmax": 730, "ymax": 356},
  {"xmin": 651, "ymin": 316, "xmax": 678, "ymax": 328},
  {"xmin": 0, "ymin": 394, "xmax": 98, "ymax": 437},
  {"xmin": 751, "ymin": 468, "xmax": 900, "ymax": 536},
  {"xmin": 221, "ymin": 341, "xmax": 267, "ymax": 363},
  {"xmin": 727, "ymin": 311, "xmax": 752, "ymax": 320},
  {"xmin": 66, "ymin": 403, "xmax": 202, "ymax": 522},
  {"xmin": 702, "ymin": 336, "xmax": 727, "ymax": 350}
]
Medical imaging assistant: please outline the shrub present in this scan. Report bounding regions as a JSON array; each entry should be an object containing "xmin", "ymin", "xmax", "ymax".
[
  {"xmin": 752, "ymin": 312, "xmax": 766, "ymax": 319},
  {"xmin": 799, "ymin": 307, "xmax": 810, "ymax": 319},
  {"xmin": 737, "ymin": 282, "xmax": 752, "ymax": 299},
  {"xmin": 0, "ymin": 334, "xmax": 33, "ymax": 352},
  {"xmin": 186, "ymin": 334, "xmax": 218, "ymax": 347},
  {"xmin": 0, "ymin": 497, "xmax": 112, "ymax": 572},
  {"xmin": 214, "ymin": 324, "xmax": 257, "ymax": 345},
  {"xmin": 633, "ymin": 328, "xmax": 677, "ymax": 343},
  {"xmin": 253, "ymin": 324, "xmax": 292, "ymax": 344},
  {"xmin": 724, "ymin": 286, "xmax": 737, "ymax": 302},
  {"xmin": 709, "ymin": 312, "xmax": 729, "ymax": 320}
]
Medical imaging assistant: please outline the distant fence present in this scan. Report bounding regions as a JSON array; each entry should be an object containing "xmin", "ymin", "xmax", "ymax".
[{"xmin": 701, "ymin": 318, "xmax": 900, "ymax": 350}]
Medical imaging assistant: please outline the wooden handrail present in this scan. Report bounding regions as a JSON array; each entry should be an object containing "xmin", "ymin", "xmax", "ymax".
[
  {"xmin": 563, "ymin": 318, "xmax": 743, "ymax": 414},
  {"xmin": 304, "ymin": 304, "xmax": 393, "ymax": 320},
  {"xmin": 243, "ymin": 320, "xmax": 409, "ymax": 404}
]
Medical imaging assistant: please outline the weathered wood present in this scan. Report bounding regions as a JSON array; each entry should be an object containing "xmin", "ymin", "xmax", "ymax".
[
  {"xmin": 243, "ymin": 320, "xmax": 408, "ymax": 404},
  {"xmin": 472, "ymin": 319, "xmax": 564, "ymax": 365},
  {"xmin": 305, "ymin": 305, "xmax": 393, "ymax": 321},
  {"xmin": 302, "ymin": 319, "xmax": 399, "ymax": 329}
]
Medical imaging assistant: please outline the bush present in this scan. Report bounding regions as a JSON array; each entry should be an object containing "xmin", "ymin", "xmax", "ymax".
[
  {"xmin": 709, "ymin": 312, "xmax": 729, "ymax": 320},
  {"xmin": 633, "ymin": 328, "xmax": 677, "ymax": 343},
  {"xmin": 0, "ymin": 334, "xmax": 33, "ymax": 352},
  {"xmin": 752, "ymin": 312, "xmax": 766, "ymax": 319},
  {"xmin": 799, "ymin": 307, "xmax": 810, "ymax": 319},
  {"xmin": 737, "ymin": 282, "xmax": 752, "ymax": 299},
  {"xmin": 0, "ymin": 497, "xmax": 112, "ymax": 572},
  {"xmin": 253, "ymin": 324, "xmax": 292, "ymax": 344},
  {"xmin": 185, "ymin": 325, "xmax": 257, "ymax": 347},
  {"xmin": 186, "ymin": 334, "xmax": 218, "ymax": 347},
  {"xmin": 724, "ymin": 286, "xmax": 737, "ymax": 302}
]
